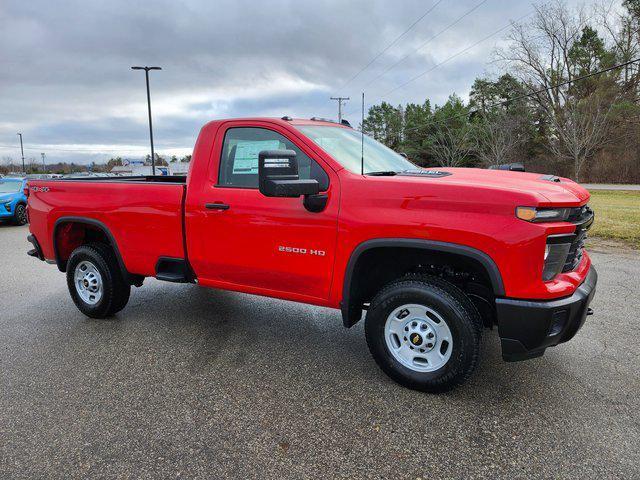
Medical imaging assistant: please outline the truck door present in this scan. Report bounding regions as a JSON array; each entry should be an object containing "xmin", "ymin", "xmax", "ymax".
[{"xmin": 186, "ymin": 122, "xmax": 339, "ymax": 302}]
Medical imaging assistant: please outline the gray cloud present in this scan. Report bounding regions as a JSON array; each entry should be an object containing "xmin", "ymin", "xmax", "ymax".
[{"xmin": 1, "ymin": 0, "xmax": 559, "ymax": 164}]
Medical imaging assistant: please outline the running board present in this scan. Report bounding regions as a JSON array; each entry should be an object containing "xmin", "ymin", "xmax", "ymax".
[{"xmin": 155, "ymin": 257, "xmax": 193, "ymax": 283}]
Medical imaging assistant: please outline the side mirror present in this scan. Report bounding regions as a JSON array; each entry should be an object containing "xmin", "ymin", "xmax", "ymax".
[{"xmin": 258, "ymin": 150, "xmax": 320, "ymax": 198}]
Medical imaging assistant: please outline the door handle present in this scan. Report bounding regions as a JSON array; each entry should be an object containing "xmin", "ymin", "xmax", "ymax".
[{"xmin": 205, "ymin": 202, "xmax": 230, "ymax": 210}]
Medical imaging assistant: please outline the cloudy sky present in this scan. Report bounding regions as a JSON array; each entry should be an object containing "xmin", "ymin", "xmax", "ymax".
[{"xmin": 0, "ymin": 0, "xmax": 584, "ymax": 165}]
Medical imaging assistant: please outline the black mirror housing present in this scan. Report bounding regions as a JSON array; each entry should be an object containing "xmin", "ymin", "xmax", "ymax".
[{"xmin": 258, "ymin": 150, "xmax": 320, "ymax": 198}]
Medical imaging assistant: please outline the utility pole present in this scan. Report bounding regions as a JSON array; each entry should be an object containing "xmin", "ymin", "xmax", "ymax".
[
  {"xmin": 361, "ymin": 92, "xmax": 365, "ymax": 175},
  {"xmin": 41, "ymin": 152, "xmax": 46, "ymax": 173},
  {"xmin": 330, "ymin": 96, "xmax": 350, "ymax": 123},
  {"xmin": 17, "ymin": 133, "xmax": 25, "ymax": 174},
  {"xmin": 131, "ymin": 66, "xmax": 162, "ymax": 175}
]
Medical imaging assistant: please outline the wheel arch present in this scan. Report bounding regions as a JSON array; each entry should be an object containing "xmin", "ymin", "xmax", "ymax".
[
  {"xmin": 53, "ymin": 217, "xmax": 131, "ymax": 280},
  {"xmin": 341, "ymin": 239, "xmax": 505, "ymax": 328}
]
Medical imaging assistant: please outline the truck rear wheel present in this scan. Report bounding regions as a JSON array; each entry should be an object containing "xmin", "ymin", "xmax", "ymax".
[
  {"xmin": 66, "ymin": 243, "xmax": 131, "ymax": 319},
  {"xmin": 365, "ymin": 275, "xmax": 482, "ymax": 393}
]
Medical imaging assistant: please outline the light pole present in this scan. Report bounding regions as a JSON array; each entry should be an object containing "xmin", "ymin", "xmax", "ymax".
[
  {"xmin": 41, "ymin": 152, "xmax": 47, "ymax": 173},
  {"xmin": 131, "ymin": 66, "xmax": 162, "ymax": 175},
  {"xmin": 17, "ymin": 133, "xmax": 25, "ymax": 174}
]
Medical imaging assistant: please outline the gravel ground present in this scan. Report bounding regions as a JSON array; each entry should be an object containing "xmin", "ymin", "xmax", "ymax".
[{"xmin": 1, "ymin": 224, "xmax": 638, "ymax": 479}]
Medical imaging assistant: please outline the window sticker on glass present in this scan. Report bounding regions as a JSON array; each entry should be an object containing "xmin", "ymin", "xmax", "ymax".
[{"xmin": 232, "ymin": 140, "xmax": 281, "ymax": 174}]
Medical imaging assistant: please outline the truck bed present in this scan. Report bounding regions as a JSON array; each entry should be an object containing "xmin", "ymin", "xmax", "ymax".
[
  {"xmin": 28, "ymin": 177, "xmax": 187, "ymax": 277},
  {"xmin": 56, "ymin": 175, "xmax": 187, "ymax": 184}
]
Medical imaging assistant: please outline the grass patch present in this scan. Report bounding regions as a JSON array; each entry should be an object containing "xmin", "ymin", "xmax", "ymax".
[{"xmin": 588, "ymin": 190, "xmax": 640, "ymax": 248}]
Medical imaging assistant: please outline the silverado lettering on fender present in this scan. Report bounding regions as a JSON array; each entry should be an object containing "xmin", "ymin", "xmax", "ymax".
[{"xmin": 26, "ymin": 117, "xmax": 597, "ymax": 392}]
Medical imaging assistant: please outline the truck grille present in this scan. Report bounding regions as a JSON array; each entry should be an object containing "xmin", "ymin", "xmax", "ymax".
[{"xmin": 563, "ymin": 205, "xmax": 594, "ymax": 272}]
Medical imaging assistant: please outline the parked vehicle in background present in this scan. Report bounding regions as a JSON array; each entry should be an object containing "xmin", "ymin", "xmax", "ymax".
[
  {"xmin": 0, "ymin": 177, "xmax": 28, "ymax": 226},
  {"xmin": 25, "ymin": 117, "xmax": 597, "ymax": 392}
]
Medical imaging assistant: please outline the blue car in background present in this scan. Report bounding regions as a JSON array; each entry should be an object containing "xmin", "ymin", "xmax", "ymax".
[{"xmin": 0, "ymin": 177, "xmax": 28, "ymax": 226}]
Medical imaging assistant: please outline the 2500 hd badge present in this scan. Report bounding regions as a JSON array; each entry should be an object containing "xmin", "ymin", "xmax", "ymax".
[{"xmin": 278, "ymin": 245, "xmax": 326, "ymax": 256}]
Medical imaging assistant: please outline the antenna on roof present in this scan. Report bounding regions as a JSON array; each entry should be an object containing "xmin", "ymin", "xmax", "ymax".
[{"xmin": 361, "ymin": 92, "xmax": 365, "ymax": 176}]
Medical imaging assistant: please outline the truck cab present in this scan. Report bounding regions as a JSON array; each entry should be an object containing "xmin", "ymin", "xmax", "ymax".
[{"xmin": 26, "ymin": 117, "xmax": 597, "ymax": 392}]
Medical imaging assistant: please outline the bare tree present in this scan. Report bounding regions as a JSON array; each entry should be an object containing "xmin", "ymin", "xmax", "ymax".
[
  {"xmin": 474, "ymin": 112, "xmax": 525, "ymax": 167},
  {"xmin": 547, "ymin": 95, "xmax": 613, "ymax": 181},
  {"xmin": 598, "ymin": 1, "xmax": 640, "ymax": 98},
  {"xmin": 496, "ymin": 0, "xmax": 615, "ymax": 180},
  {"xmin": 497, "ymin": 2, "xmax": 588, "ymax": 112},
  {"xmin": 430, "ymin": 123, "xmax": 474, "ymax": 167}
]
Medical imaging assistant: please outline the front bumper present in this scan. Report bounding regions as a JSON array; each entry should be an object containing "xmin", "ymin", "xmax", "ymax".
[
  {"xmin": 496, "ymin": 266, "xmax": 597, "ymax": 361},
  {"xmin": 0, "ymin": 207, "xmax": 14, "ymax": 218}
]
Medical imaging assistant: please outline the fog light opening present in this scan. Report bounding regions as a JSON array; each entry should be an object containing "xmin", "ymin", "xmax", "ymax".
[{"xmin": 548, "ymin": 310, "xmax": 569, "ymax": 337}]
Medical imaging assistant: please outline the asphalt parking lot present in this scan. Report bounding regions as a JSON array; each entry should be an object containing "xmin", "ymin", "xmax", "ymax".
[{"xmin": 1, "ymin": 224, "xmax": 638, "ymax": 479}]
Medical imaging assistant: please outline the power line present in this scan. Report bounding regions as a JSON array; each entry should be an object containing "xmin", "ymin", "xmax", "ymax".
[
  {"xmin": 380, "ymin": 11, "xmax": 533, "ymax": 98},
  {"xmin": 338, "ymin": 0, "xmax": 446, "ymax": 91},
  {"xmin": 482, "ymin": 58, "xmax": 640, "ymax": 112},
  {"xmin": 397, "ymin": 57, "xmax": 640, "ymax": 137},
  {"xmin": 344, "ymin": 10, "xmax": 531, "ymax": 119},
  {"xmin": 360, "ymin": 0, "xmax": 488, "ymax": 91}
]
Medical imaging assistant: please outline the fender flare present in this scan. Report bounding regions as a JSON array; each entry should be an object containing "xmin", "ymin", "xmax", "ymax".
[
  {"xmin": 340, "ymin": 238, "xmax": 505, "ymax": 327},
  {"xmin": 53, "ymin": 216, "xmax": 130, "ymax": 279}
]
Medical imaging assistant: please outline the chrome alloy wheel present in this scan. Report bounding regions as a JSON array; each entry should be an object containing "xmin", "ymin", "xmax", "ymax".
[
  {"xmin": 74, "ymin": 261, "xmax": 103, "ymax": 305},
  {"xmin": 384, "ymin": 304, "xmax": 453, "ymax": 372}
]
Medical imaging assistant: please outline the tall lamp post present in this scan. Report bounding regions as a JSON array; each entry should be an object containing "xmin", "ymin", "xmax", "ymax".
[
  {"xmin": 17, "ymin": 133, "xmax": 25, "ymax": 174},
  {"xmin": 131, "ymin": 66, "xmax": 162, "ymax": 175}
]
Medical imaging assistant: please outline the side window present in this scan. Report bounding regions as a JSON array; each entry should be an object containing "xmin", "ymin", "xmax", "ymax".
[{"xmin": 218, "ymin": 127, "xmax": 329, "ymax": 190}]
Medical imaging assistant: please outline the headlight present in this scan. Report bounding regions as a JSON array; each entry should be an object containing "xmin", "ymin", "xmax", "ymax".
[
  {"xmin": 516, "ymin": 206, "xmax": 571, "ymax": 222},
  {"xmin": 542, "ymin": 235, "xmax": 573, "ymax": 281}
]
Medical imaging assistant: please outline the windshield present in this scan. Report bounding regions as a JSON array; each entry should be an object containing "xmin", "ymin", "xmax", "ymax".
[
  {"xmin": 296, "ymin": 125, "xmax": 416, "ymax": 174},
  {"xmin": 0, "ymin": 181, "xmax": 22, "ymax": 194}
]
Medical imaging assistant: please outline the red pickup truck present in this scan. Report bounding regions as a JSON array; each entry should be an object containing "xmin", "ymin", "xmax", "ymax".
[{"xmin": 26, "ymin": 117, "xmax": 597, "ymax": 392}]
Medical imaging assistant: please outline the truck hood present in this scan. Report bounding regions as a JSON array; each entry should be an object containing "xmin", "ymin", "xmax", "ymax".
[{"xmin": 407, "ymin": 168, "xmax": 590, "ymax": 206}]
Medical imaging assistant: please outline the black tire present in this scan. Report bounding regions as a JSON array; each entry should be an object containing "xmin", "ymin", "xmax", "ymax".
[
  {"xmin": 66, "ymin": 243, "xmax": 131, "ymax": 319},
  {"xmin": 365, "ymin": 274, "xmax": 482, "ymax": 393},
  {"xmin": 13, "ymin": 204, "xmax": 28, "ymax": 226}
]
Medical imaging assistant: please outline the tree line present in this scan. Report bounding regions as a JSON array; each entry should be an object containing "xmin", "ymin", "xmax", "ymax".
[
  {"xmin": 0, "ymin": 153, "xmax": 192, "ymax": 175},
  {"xmin": 362, "ymin": 0, "xmax": 640, "ymax": 183}
]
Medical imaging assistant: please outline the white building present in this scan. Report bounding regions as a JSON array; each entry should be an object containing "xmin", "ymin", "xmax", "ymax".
[{"xmin": 109, "ymin": 157, "xmax": 190, "ymax": 176}]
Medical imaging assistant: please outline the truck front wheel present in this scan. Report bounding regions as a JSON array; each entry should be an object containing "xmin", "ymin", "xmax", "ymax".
[
  {"xmin": 66, "ymin": 243, "xmax": 131, "ymax": 319},
  {"xmin": 365, "ymin": 275, "xmax": 482, "ymax": 393}
]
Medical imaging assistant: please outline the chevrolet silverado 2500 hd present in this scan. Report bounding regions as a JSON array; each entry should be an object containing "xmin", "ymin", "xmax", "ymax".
[{"xmin": 26, "ymin": 117, "xmax": 596, "ymax": 392}]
